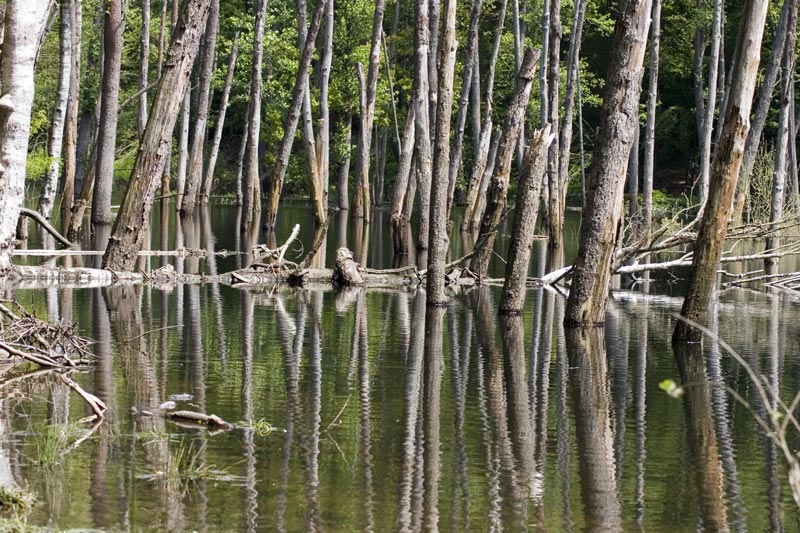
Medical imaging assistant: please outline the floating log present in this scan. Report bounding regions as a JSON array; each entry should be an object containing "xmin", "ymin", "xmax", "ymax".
[{"xmin": 165, "ymin": 410, "xmax": 234, "ymax": 430}]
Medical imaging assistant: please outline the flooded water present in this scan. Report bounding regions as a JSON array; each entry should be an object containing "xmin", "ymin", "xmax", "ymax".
[{"xmin": 5, "ymin": 202, "xmax": 800, "ymax": 531}]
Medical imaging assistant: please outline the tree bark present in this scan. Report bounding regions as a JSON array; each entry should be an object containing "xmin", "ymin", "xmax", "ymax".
[
  {"xmin": 0, "ymin": 0, "xmax": 51, "ymax": 272},
  {"xmin": 413, "ymin": 0, "xmax": 433, "ymax": 250},
  {"xmin": 241, "ymin": 0, "xmax": 269, "ymax": 230},
  {"xmin": 500, "ymin": 126, "xmax": 554, "ymax": 314},
  {"xmin": 564, "ymin": 0, "xmax": 652, "ymax": 327},
  {"xmin": 38, "ymin": 0, "xmax": 72, "ymax": 219},
  {"xmin": 263, "ymin": 0, "xmax": 326, "ymax": 229},
  {"xmin": 175, "ymin": 91, "xmax": 190, "ymax": 210},
  {"xmin": 338, "ymin": 114, "xmax": 352, "ymax": 210},
  {"xmin": 139, "ymin": 0, "xmax": 150, "ymax": 137},
  {"xmin": 390, "ymin": 105, "xmax": 416, "ymax": 254},
  {"xmin": 674, "ymin": 0, "xmax": 769, "ymax": 342},
  {"xmin": 351, "ymin": 0, "xmax": 386, "ymax": 220},
  {"xmin": 642, "ymin": 0, "xmax": 661, "ymax": 229},
  {"xmin": 733, "ymin": 0, "xmax": 795, "ymax": 222},
  {"xmin": 181, "ymin": 0, "xmax": 219, "ymax": 215},
  {"xmin": 92, "ymin": 0, "xmax": 124, "ymax": 226},
  {"xmin": 698, "ymin": 0, "xmax": 723, "ymax": 208},
  {"xmin": 545, "ymin": 0, "xmax": 563, "ymax": 267},
  {"xmin": 157, "ymin": 0, "xmax": 166, "ymax": 77},
  {"xmin": 318, "ymin": 0, "xmax": 333, "ymax": 208},
  {"xmin": 426, "ymin": 0, "xmax": 458, "ymax": 305},
  {"xmin": 103, "ymin": 0, "xmax": 211, "ymax": 271},
  {"xmin": 60, "ymin": 0, "xmax": 82, "ymax": 226},
  {"xmin": 467, "ymin": 49, "xmax": 539, "ymax": 279},
  {"xmin": 202, "ymin": 30, "xmax": 238, "ymax": 202}
]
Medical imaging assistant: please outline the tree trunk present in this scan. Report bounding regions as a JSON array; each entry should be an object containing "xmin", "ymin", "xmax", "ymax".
[
  {"xmin": 733, "ymin": 0, "xmax": 795, "ymax": 222},
  {"xmin": 139, "ymin": 0, "xmax": 150, "ymax": 137},
  {"xmin": 470, "ymin": 58, "xmax": 481, "ymax": 158},
  {"xmin": 374, "ymin": 127, "xmax": 387, "ymax": 205},
  {"xmin": 338, "ymin": 114, "xmax": 352, "ymax": 210},
  {"xmin": 545, "ymin": 0, "xmax": 563, "ymax": 267},
  {"xmin": 157, "ymin": 0, "xmax": 167, "ymax": 77},
  {"xmin": 500, "ymin": 126, "xmax": 554, "ymax": 314},
  {"xmin": 540, "ymin": 0, "xmax": 550, "ymax": 126},
  {"xmin": 0, "ymin": 0, "xmax": 51, "ymax": 272},
  {"xmin": 564, "ymin": 0, "xmax": 652, "ymax": 327},
  {"xmin": 627, "ymin": 124, "xmax": 641, "ymax": 236},
  {"xmin": 103, "ymin": 0, "xmax": 211, "ymax": 271},
  {"xmin": 203, "ymin": 30, "xmax": 238, "ymax": 202},
  {"xmin": 241, "ymin": 0, "xmax": 268, "ymax": 230},
  {"xmin": 38, "ymin": 0, "xmax": 72, "ymax": 219},
  {"xmin": 92, "ymin": 0, "xmax": 124, "ymax": 226},
  {"xmin": 642, "ymin": 0, "xmax": 661, "ymax": 229},
  {"xmin": 390, "ymin": 105, "xmax": 416, "ymax": 254},
  {"xmin": 175, "ymin": 91, "xmax": 190, "ymax": 210},
  {"xmin": 674, "ymin": 0, "xmax": 769, "ymax": 342},
  {"xmin": 426, "ymin": 0, "xmax": 458, "ymax": 305},
  {"xmin": 468, "ymin": 129, "xmax": 500, "ymax": 232},
  {"xmin": 427, "ymin": 0, "xmax": 439, "ymax": 138},
  {"xmin": 181, "ymin": 0, "xmax": 219, "ymax": 215},
  {"xmin": 412, "ymin": 0, "xmax": 433, "ymax": 251},
  {"xmin": 319, "ymin": 0, "xmax": 333, "ymax": 207},
  {"xmin": 351, "ymin": 0, "xmax": 386, "ymax": 220},
  {"xmin": 698, "ymin": 0, "xmax": 723, "ymax": 208},
  {"xmin": 512, "ymin": 0, "xmax": 525, "ymax": 168},
  {"xmin": 263, "ymin": 0, "xmax": 326, "ymax": 229},
  {"xmin": 235, "ymin": 100, "xmax": 250, "ymax": 206},
  {"xmin": 60, "ymin": 0, "xmax": 81, "ymax": 226},
  {"xmin": 467, "ymin": 49, "xmax": 539, "ymax": 279},
  {"xmin": 447, "ymin": 0, "xmax": 482, "ymax": 213}
]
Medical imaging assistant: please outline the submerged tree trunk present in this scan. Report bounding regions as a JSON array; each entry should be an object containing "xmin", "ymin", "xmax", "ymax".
[
  {"xmin": 426, "ymin": 0, "xmax": 458, "ymax": 305},
  {"xmin": 264, "ymin": 0, "xmax": 326, "ymax": 229},
  {"xmin": 467, "ymin": 49, "xmax": 539, "ymax": 279},
  {"xmin": 203, "ymin": 31, "xmax": 238, "ymax": 202},
  {"xmin": 351, "ymin": 0, "xmax": 386, "ymax": 220},
  {"xmin": 564, "ymin": 0, "xmax": 652, "ymax": 327},
  {"xmin": 38, "ymin": 0, "xmax": 72, "ymax": 219},
  {"xmin": 0, "ymin": 0, "xmax": 50, "ymax": 272},
  {"xmin": 298, "ymin": 0, "xmax": 324, "ymax": 226},
  {"xmin": 60, "ymin": 0, "xmax": 82, "ymax": 225},
  {"xmin": 103, "ymin": 0, "xmax": 211, "ymax": 271},
  {"xmin": 642, "ymin": 0, "xmax": 661, "ymax": 229},
  {"xmin": 92, "ymin": 0, "xmax": 124, "ymax": 226},
  {"xmin": 674, "ymin": 0, "xmax": 769, "ymax": 342},
  {"xmin": 181, "ymin": 0, "xmax": 219, "ymax": 215},
  {"xmin": 241, "ymin": 0, "xmax": 268, "ymax": 230}
]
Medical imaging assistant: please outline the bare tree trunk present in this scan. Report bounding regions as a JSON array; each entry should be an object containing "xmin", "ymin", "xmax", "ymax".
[
  {"xmin": 447, "ymin": 0, "xmax": 483, "ymax": 213},
  {"xmin": 733, "ymin": 0, "xmax": 795, "ymax": 222},
  {"xmin": 235, "ymin": 100, "xmax": 250, "ymax": 206},
  {"xmin": 540, "ymin": 0, "xmax": 550, "ymax": 126},
  {"xmin": 60, "ymin": 0, "xmax": 82, "ymax": 226},
  {"xmin": 157, "ymin": 0, "xmax": 166, "ymax": 77},
  {"xmin": 467, "ymin": 49, "xmax": 539, "ymax": 279},
  {"xmin": 351, "ymin": 0, "xmax": 386, "ymax": 220},
  {"xmin": 642, "ymin": 0, "xmax": 661, "ymax": 229},
  {"xmin": 338, "ymin": 114, "xmax": 352, "ymax": 210},
  {"xmin": 103, "ymin": 0, "xmax": 212, "ymax": 271},
  {"xmin": 470, "ymin": 59, "xmax": 481, "ymax": 158},
  {"xmin": 692, "ymin": 13, "xmax": 706, "ymax": 146},
  {"xmin": 263, "ymin": 0, "xmax": 326, "ymax": 229},
  {"xmin": 426, "ymin": 0, "xmax": 458, "ymax": 305},
  {"xmin": 175, "ymin": 91, "xmax": 190, "ymax": 210},
  {"xmin": 241, "ymin": 0, "xmax": 268, "ymax": 230},
  {"xmin": 390, "ymin": 105, "xmax": 416, "ymax": 253},
  {"xmin": 92, "ymin": 0, "xmax": 124, "ymax": 226},
  {"xmin": 181, "ymin": 0, "xmax": 219, "ymax": 215},
  {"xmin": 203, "ymin": 30, "xmax": 238, "ymax": 202},
  {"xmin": 319, "ymin": 0, "xmax": 333, "ymax": 207},
  {"xmin": 38, "ymin": 0, "xmax": 72, "ymax": 219},
  {"xmin": 374, "ymin": 127, "xmax": 387, "ymax": 205},
  {"xmin": 413, "ymin": 0, "xmax": 433, "ymax": 250},
  {"xmin": 564, "ymin": 0, "xmax": 652, "ymax": 327},
  {"xmin": 160, "ymin": 0, "xmax": 180, "ymax": 196},
  {"xmin": 698, "ymin": 0, "xmax": 723, "ymax": 208},
  {"xmin": 627, "ymin": 123, "xmax": 641, "ymax": 233},
  {"xmin": 139, "ymin": 0, "xmax": 150, "ymax": 137},
  {"xmin": 500, "ymin": 126, "xmax": 554, "ymax": 314},
  {"xmin": 766, "ymin": 4, "xmax": 797, "ymax": 273},
  {"xmin": 674, "ymin": 0, "xmax": 769, "ymax": 342},
  {"xmin": 546, "ymin": 0, "xmax": 563, "ymax": 267},
  {"xmin": 0, "ymin": 0, "xmax": 51, "ymax": 272},
  {"xmin": 427, "ymin": 0, "xmax": 439, "ymax": 137},
  {"xmin": 512, "ymin": 0, "xmax": 524, "ymax": 168}
]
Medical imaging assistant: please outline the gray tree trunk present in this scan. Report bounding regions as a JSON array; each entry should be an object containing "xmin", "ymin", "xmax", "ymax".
[
  {"xmin": 564, "ymin": 0, "xmax": 652, "ymax": 327},
  {"xmin": 60, "ymin": 0, "xmax": 81, "ymax": 225},
  {"xmin": 139, "ymin": 0, "xmax": 150, "ymax": 137},
  {"xmin": 103, "ymin": 0, "xmax": 212, "ymax": 271},
  {"xmin": 38, "ymin": 0, "xmax": 72, "ymax": 219},
  {"xmin": 642, "ymin": 0, "xmax": 661, "ymax": 229},
  {"xmin": 181, "ymin": 0, "xmax": 219, "ymax": 215},
  {"xmin": 413, "ymin": 0, "xmax": 433, "ymax": 250},
  {"xmin": 674, "ymin": 0, "xmax": 769, "ymax": 342},
  {"xmin": 698, "ymin": 0, "xmax": 723, "ymax": 208},
  {"xmin": 157, "ymin": 0, "xmax": 166, "ymax": 77},
  {"xmin": 0, "ymin": 0, "xmax": 51, "ymax": 272},
  {"xmin": 92, "ymin": 0, "xmax": 124, "ymax": 226},
  {"xmin": 338, "ymin": 114, "xmax": 352, "ymax": 210},
  {"xmin": 203, "ymin": 30, "xmax": 239, "ymax": 202},
  {"xmin": 390, "ymin": 104, "xmax": 416, "ymax": 252},
  {"xmin": 426, "ymin": 0, "xmax": 458, "ymax": 305},
  {"xmin": 467, "ymin": 49, "xmax": 540, "ymax": 279},
  {"xmin": 545, "ymin": 0, "xmax": 563, "ymax": 267},
  {"xmin": 319, "ymin": 0, "xmax": 334, "ymax": 207},
  {"xmin": 175, "ymin": 91, "xmax": 190, "ymax": 210}
]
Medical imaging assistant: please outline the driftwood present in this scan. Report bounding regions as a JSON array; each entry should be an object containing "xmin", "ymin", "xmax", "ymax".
[
  {"xmin": 165, "ymin": 410, "xmax": 234, "ymax": 430},
  {"xmin": 19, "ymin": 207, "xmax": 73, "ymax": 247}
]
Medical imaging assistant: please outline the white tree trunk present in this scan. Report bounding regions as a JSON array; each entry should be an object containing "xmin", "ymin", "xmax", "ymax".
[{"xmin": 0, "ymin": 0, "xmax": 51, "ymax": 272}]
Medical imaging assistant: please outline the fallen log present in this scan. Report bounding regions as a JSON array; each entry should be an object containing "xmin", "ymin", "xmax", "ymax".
[{"xmin": 165, "ymin": 410, "xmax": 234, "ymax": 431}]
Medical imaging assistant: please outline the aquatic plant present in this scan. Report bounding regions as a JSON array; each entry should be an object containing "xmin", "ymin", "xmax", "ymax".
[
  {"xmin": 237, "ymin": 419, "xmax": 276, "ymax": 437},
  {"xmin": 0, "ymin": 483, "xmax": 36, "ymax": 532}
]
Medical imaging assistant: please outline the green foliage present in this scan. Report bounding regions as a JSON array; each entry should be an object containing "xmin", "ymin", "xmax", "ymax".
[
  {"xmin": 0, "ymin": 484, "xmax": 36, "ymax": 533},
  {"xmin": 32, "ymin": 423, "xmax": 84, "ymax": 467}
]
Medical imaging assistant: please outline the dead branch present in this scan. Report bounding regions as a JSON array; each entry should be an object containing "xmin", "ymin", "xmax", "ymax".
[
  {"xmin": 18, "ymin": 208, "xmax": 73, "ymax": 247},
  {"xmin": 60, "ymin": 374, "xmax": 107, "ymax": 419},
  {"xmin": 166, "ymin": 410, "xmax": 233, "ymax": 430}
]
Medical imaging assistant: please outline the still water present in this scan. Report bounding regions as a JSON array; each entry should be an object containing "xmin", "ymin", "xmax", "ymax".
[{"xmin": 6, "ymin": 203, "xmax": 800, "ymax": 531}]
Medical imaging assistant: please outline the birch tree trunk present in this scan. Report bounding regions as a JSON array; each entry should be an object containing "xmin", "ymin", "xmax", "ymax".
[
  {"xmin": 60, "ymin": 0, "xmax": 81, "ymax": 226},
  {"xmin": 103, "ymin": 0, "xmax": 211, "ymax": 271},
  {"xmin": 92, "ymin": 0, "xmax": 124, "ymax": 226},
  {"xmin": 38, "ymin": 0, "xmax": 72, "ymax": 219},
  {"xmin": 698, "ymin": 0, "xmax": 723, "ymax": 208},
  {"xmin": 642, "ymin": 0, "xmax": 661, "ymax": 229},
  {"xmin": 338, "ymin": 114, "xmax": 352, "ymax": 210},
  {"xmin": 138, "ymin": 0, "xmax": 150, "ymax": 137},
  {"xmin": 181, "ymin": 0, "xmax": 219, "ymax": 215},
  {"xmin": 674, "ymin": 0, "xmax": 769, "ymax": 342},
  {"xmin": 467, "ymin": 49, "xmax": 539, "ymax": 279},
  {"xmin": 0, "ymin": 0, "xmax": 50, "ymax": 272},
  {"xmin": 202, "ymin": 31, "xmax": 238, "ymax": 201},
  {"xmin": 318, "ymin": 0, "xmax": 333, "ymax": 207},
  {"xmin": 263, "ymin": 0, "xmax": 326, "ymax": 229},
  {"xmin": 564, "ymin": 0, "xmax": 652, "ymax": 327},
  {"xmin": 426, "ymin": 0, "xmax": 458, "ymax": 305},
  {"xmin": 413, "ymin": 0, "xmax": 433, "ymax": 250},
  {"xmin": 351, "ymin": 0, "xmax": 386, "ymax": 220},
  {"xmin": 733, "ymin": 0, "xmax": 795, "ymax": 222},
  {"xmin": 241, "ymin": 0, "xmax": 268, "ymax": 230},
  {"xmin": 545, "ymin": 0, "xmax": 563, "ymax": 267}
]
